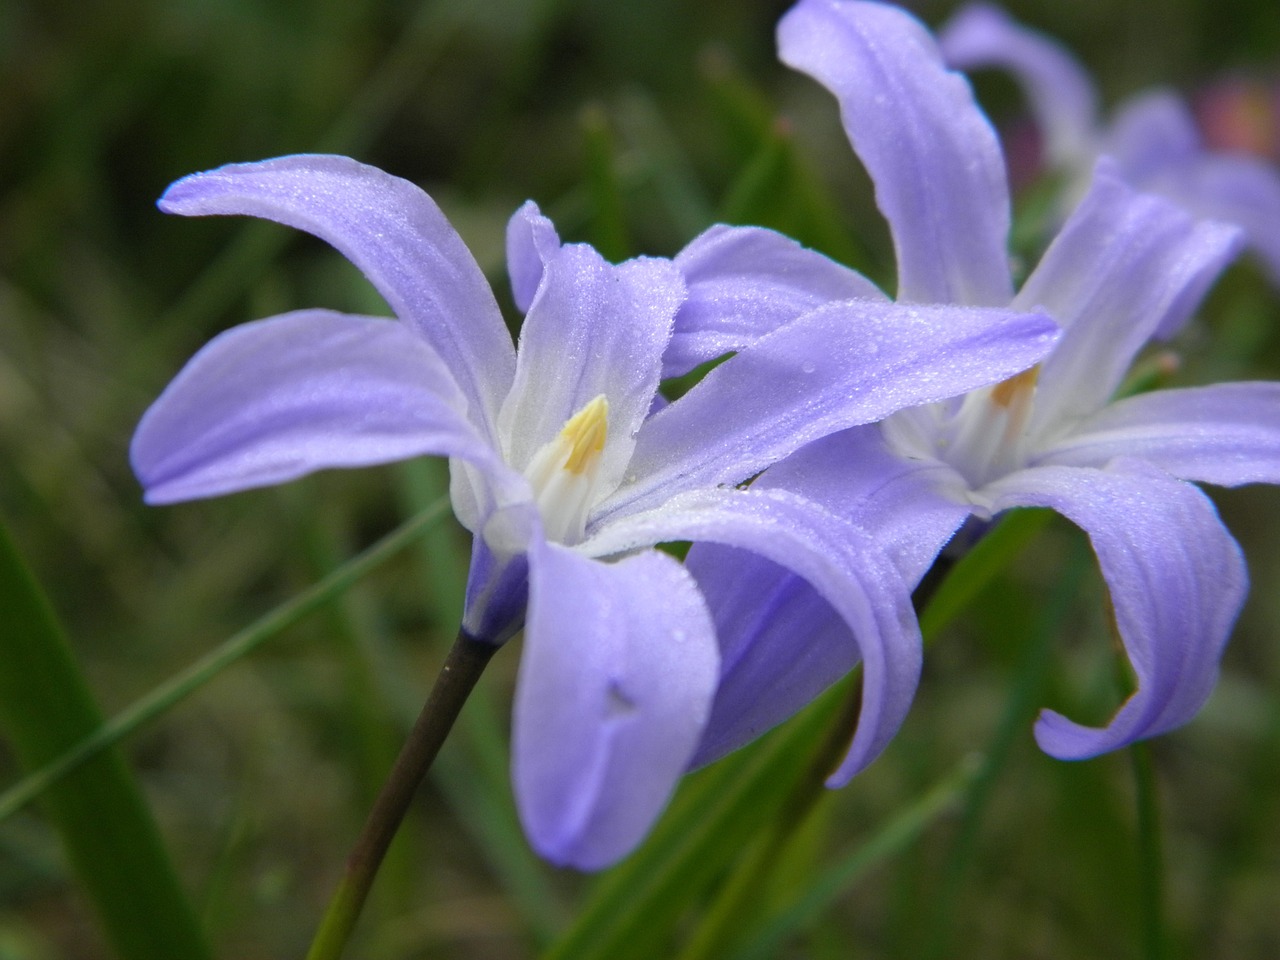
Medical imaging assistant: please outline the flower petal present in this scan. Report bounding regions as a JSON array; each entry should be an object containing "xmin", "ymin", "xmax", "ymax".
[
  {"xmin": 600, "ymin": 299, "xmax": 1057, "ymax": 522},
  {"xmin": 778, "ymin": 0, "xmax": 1013, "ymax": 306},
  {"xmin": 940, "ymin": 2, "xmax": 1100, "ymax": 168},
  {"xmin": 1038, "ymin": 382, "xmax": 1280, "ymax": 487},
  {"xmin": 130, "ymin": 309, "xmax": 509, "ymax": 505},
  {"xmin": 1021, "ymin": 164, "xmax": 1242, "ymax": 434},
  {"xmin": 506, "ymin": 200, "xmax": 563, "ymax": 313},
  {"xmin": 1103, "ymin": 91, "xmax": 1202, "ymax": 182},
  {"xmin": 497, "ymin": 244, "xmax": 684, "ymax": 495},
  {"xmin": 158, "ymin": 155, "xmax": 515, "ymax": 440},
  {"xmin": 581, "ymin": 486, "xmax": 922, "ymax": 785},
  {"xmin": 985, "ymin": 461, "xmax": 1247, "ymax": 758},
  {"xmin": 514, "ymin": 541, "xmax": 718, "ymax": 870},
  {"xmin": 755, "ymin": 426, "xmax": 974, "ymax": 586},
  {"xmin": 666, "ymin": 224, "xmax": 886, "ymax": 377},
  {"xmin": 1153, "ymin": 153, "xmax": 1280, "ymax": 291}
]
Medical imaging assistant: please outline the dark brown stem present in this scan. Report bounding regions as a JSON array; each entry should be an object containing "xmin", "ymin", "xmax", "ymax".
[{"xmin": 306, "ymin": 630, "xmax": 497, "ymax": 960}]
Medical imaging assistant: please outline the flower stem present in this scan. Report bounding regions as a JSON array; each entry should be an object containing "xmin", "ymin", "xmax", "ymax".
[
  {"xmin": 677, "ymin": 557, "xmax": 951, "ymax": 960},
  {"xmin": 674, "ymin": 675, "xmax": 862, "ymax": 960},
  {"xmin": 678, "ymin": 510, "xmax": 1055, "ymax": 960},
  {"xmin": 1130, "ymin": 733, "xmax": 1167, "ymax": 960},
  {"xmin": 305, "ymin": 630, "xmax": 498, "ymax": 960}
]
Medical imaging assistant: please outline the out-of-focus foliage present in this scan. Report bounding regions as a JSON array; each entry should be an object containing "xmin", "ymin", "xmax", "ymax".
[{"xmin": 2, "ymin": 1, "xmax": 1279, "ymax": 958}]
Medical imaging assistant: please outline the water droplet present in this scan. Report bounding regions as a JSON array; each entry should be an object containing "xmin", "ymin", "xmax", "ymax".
[
  {"xmin": 800, "ymin": 361, "xmax": 816, "ymax": 374},
  {"xmin": 606, "ymin": 680, "xmax": 637, "ymax": 718}
]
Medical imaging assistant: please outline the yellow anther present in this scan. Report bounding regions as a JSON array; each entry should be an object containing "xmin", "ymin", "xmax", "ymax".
[
  {"xmin": 990, "ymin": 365, "xmax": 1040, "ymax": 408},
  {"xmin": 560, "ymin": 395, "xmax": 609, "ymax": 474}
]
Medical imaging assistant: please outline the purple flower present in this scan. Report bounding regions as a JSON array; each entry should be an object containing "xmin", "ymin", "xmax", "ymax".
[
  {"xmin": 940, "ymin": 2, "xmax": 1280, "ymax": 291},
  {"xmin": 681, "ymin": 0, "xmax": 1280, "ymax": 778},
  {"xmin": 131, "ymin": 154, "xmax": 1057, "ymax": 867}
]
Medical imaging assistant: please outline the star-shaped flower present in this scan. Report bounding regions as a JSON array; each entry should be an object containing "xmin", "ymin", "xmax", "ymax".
[
  {"xmin": 679, "ymin": 0, "xmax": 1280, "ymax": 779},
  {"xmin": 131, "ymin": 154, "xmax": 1056, "ymax": 867}
]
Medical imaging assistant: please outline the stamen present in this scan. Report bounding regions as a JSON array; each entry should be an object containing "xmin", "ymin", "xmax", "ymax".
[
  {"xmin": 522, "ymin": 394, "xmax": 610, "ymax": 545},
  {"xmin": 990, "ymin": 365, "xmax": 1040, "ymax": 408},
  {"xmin": 561, "ymin": 395, "xmax": 609, "ymax": 474}
]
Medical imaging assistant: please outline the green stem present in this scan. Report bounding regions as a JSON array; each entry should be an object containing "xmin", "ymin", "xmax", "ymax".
[
  {"xmin": 919, "ymin": 538, "xmax": 1088, "ymax": 960},
  {"xmin": 678, "ymin": 510, "xmax": 1057, "ymax": 960},
  {"xmin": 0, "ymin": 498, "xmax": 450, "ymax": 824},
  {"xmin": 1131, "ymin": 737, "xmax": 1167, "ymax": 960},
  {"xmin": 675, "ymin": 677, "xmax": 862, "ymax": 960},
  {"xmin": 677, "ymin": 546, "xmax": 956, "ymax": 960},
  {"xmin": 731, "ymin": 755, "xmax": 982, "ymax": 960},
  {"xmin": 305, "ymin": 630, "xmax": 498, "ymax": 960}
]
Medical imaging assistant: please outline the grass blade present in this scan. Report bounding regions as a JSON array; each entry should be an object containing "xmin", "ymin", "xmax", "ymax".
[
  {"xmin": 542, "ymin": 676, "xmax": 853, "ymax": 960},
  {"xmin": 0, "ymin": 497, "xmax": 450, "ymax": 823},
  {"xmin": 729, "ymin": 755, "xmax": 982, "ymax": 960},
  {"xmin": 0, "ymin": 516, "xmax": 213, "ymax": 960}
]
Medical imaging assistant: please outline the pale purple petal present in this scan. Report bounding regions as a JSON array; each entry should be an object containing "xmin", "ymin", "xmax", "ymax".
[
  {"xmin": 1021, "ymin": 164, "xmax": 1242, "ymax": 434},
  {"xmin": 506, "ymin": 200, "xmax": 563, "ymax": 313},
  {"xmin": 754, "ymin": 426, "xmax": 974, "ymax": 585},
  {"xmin": 673, "ymin": 430, "xmax": 971, "ymax": 771},
  {"xmin": 513, "ymin": 541, "xmax": 718, "ymax": 870},
  {"xmin": 778, "ymin": 0, "xmax": 1013, "ymax": 306},
  {"xmin": 1151, "ymin": 153, "xmax": 1280, "ymax": 290},
  {"xmin": 130, "ymin": 309, "xmax": 511, "ymax": 506},
  {"xmin": 599, "ymin": 299, "xmax": 1056, "ymax": 523},
  {"xmin": 985, "ymin": 461, "xmax": 1247, "ymax": 758},
  {"xmin": 1038, "ymin": 382, "xmax": 1280, "ymax": 487},
  {"xmin": 158, "ymin": 155, "xmax": 515, "ymax": 439},
  {"xmin": 581, "ymin": 487, "xmax": 922, "ymax": 785},
  {"xmin": 940, "ymin": 3, "xmax": 1100, "ymax": 168},
  {"xmin": 1103, "ymin": 90, "xmax": 1202, "ymax": 182},
  {"xmin": 497, "ymin": 245, "xmax": 684, "ymax": 495},
  {"xmin": 666, "ymin": 224, "xmax": 886, "ymax": 377},
  {"xmin": 683, "ymin": 546, "xmax": 870, "ymax": 769}
]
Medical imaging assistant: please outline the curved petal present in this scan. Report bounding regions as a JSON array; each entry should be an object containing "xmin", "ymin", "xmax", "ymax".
[
  {"xmin": 158, "ymin": 155, "xmax": 515, "ymax": 440},
  {"xmin": 131, "ymin": 309, "xmax": 514, "ymax": 506},
  {"xmin": 985, "ymin": 461, "xmax": 1247, "ymax": 758},
  {"xmin": 778, "ymin": 0, "xmax": 1013, "ymax": 306},
  {"xmin": 600, "ymin": 298, "xmax": 1057, "ymax": 522},
  {"xmin": 666, "ymin": 224, "xmax": 886, "ymax": 377},
  {"xmin": 514, "ymin": 541, "xmax": 718, "ymax": 870},
  {"xmin": 940, "ymin": 2, "xmax": 1100, "ymax": 168},
  {"xmin": 497, "ymin": 245, "xmax": 683, "ymax": 496},
  {"xmin": 1037, "ymin": 381, "xmax": 1280, "ymax": 487},
  {"xmin": 1021, "ymin": 164, "xmax": 1242, "ymax": 434},
  {"xmin": 581, "ymin": 486, "xmax": 922, "ymax": 786},
  {"xmin": 506, "ymin": 200, "xmax": 563, "ymax": 313},
  {"xmin": 682, "ymin": 545, "xmax": 867, "ymax": 769},
  {"xmin": 1103, "ymin": 90, "xmax": 1202, "ymax": 182},
  {"xmin": 1155, "ymin": 153, "xmax": 1280, "ymax": 290},
  {"xmin": 756, "ymin": 426, "xmax": 974, "ymax": 586}
]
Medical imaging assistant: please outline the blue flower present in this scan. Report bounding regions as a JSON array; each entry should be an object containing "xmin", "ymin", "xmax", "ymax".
[
  {"xmin": 941, "ymin": 1, "xmax": 1280, "ymax": 295},
  {"xmin": 682, "ymin": 0, "xmax": 1280, "ymax": 780},
  {"xmin": 131, "ymin": 154, "xmax": 1057, "ymax": 867}
]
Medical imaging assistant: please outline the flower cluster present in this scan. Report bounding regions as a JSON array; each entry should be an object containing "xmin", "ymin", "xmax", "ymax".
[{"xmin": 133, "ymin": 0, "xmax": 1280, "ymax": 869}]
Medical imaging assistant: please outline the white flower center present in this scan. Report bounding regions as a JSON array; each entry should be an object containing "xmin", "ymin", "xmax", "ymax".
[
  {"xmin": 885, "ymin": 366, "xmax": 1040, "ymax": 490},
  {"xmin": 522, "ymin": 394, "xmax": 609, "ymax": 545}
]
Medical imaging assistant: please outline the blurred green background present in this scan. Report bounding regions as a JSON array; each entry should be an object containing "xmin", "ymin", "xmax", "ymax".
[{"xmin": 3, "ymin": 0, "xmax": 1280, "ymax": 957}]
